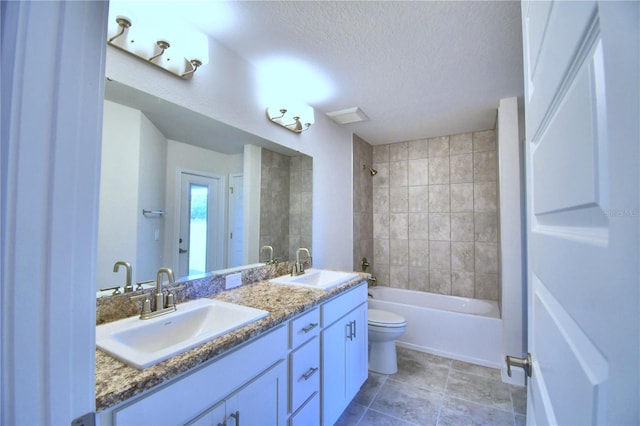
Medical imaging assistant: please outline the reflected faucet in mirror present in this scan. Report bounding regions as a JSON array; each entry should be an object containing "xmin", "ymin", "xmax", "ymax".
[
  {"xmin": 113, "ymin": 261, "xmax": 133, "ymax": 293},
  {"xmin": 260, "ymin": 245, "xmax": 276, "ymax": 264}
]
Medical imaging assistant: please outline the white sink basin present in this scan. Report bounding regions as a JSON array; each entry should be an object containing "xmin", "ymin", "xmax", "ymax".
[
  {"xmin": 270, "ymin": 269, "xmax": 359, "ymax": 290},
  {"xmin": 96, "ymin": 298, "xmax": 269, "ymax": 369}
]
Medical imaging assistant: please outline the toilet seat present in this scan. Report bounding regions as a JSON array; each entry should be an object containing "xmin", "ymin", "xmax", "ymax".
[{"xmin": 368, "ymin": 309, "xmax": 407, "ymax": 328}]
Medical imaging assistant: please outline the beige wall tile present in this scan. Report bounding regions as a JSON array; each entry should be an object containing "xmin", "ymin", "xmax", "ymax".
[
  {"xmin": 450, "ymin": 133, "xmax": 473, "ymax": 155},
  {"xmin": 390, "ymin": 266, "xmax": 409, "ymax": 289},
  {"xmin": 373, "ymin": 213, "xmax": 390, "ymax": 239},
  {"xmin": 451, "ymin": 213, "xmax": 474, "ymax": 242},
  {"xmin": 429, "ymin": 185, "xmax": 451, "ymax": 212},
  {"xmin": 428, "ymin": 156, "xmax": 450, "ymax": 184},
  {"xmin": 429, "ymin": 241, "xmax": 451, "ymax": 271},
  {"xmin": 408, "ymin": 139, "xmax": 429, "ymax": 159},
  {"xmin": 408, "ymin": 158, "xmax": 429, "ymax": 185},
  {"xmin": 390, "ymin": 239, "xmax": 409, "ymax": 266},
  {"xmin": 372, "ymin": 162, "xmax": 390, "ymax": 187},
  {"xmin": 429, "ymin": 213, "xmax": 451, "ymax": 241},
  {"xmin": 390, "ymin": 160, "xmax": 408, "ymax": 187},
  {"xmin": 475, "ymin": 242, "xmax": 498, "ymax": 274},
  {"xmin": 450, "ymin": 153, "xmax": 473, "ymax": 183},
  {"xmin": 475, "ymin": 273, "xmax": 499, "ymax": 300},
  {"xmin": 373, "ymin": 187, "xmax": 390, "ymax": 214},
  {"xmin": 409, "ymin": 239, "xmax": 430, "ymax": 268},
  {"xmin": 473, "ymin": 130, "xmax": 496, "ymax": 152},
  {"xmin": 451, "ymin": 242, "xmax": 475, "ymax": 272},
  {"xmin": 389, "ymin": 141, "xmax": 408, "ymax": 161},
  {"xmin": 408, "ymin": 213, "xmax": 429, "ymax": 239},
  {"xmin": 474, "ymin": 182, "xmax": 497, "ymax": 212},
  {"xmin": 430, "ymin": 270, "xmax": 452, "ymax": 294},
  {"xmin": 474, "ymin": 212, "xmax": 498, "ymax": 242},
  {"xmin": 390, "ymin": 186, "xmax": 409, "ymax": 213},
  {"xmin": 374, "ymin": 238, "xmax": 390, "ymax": 266},
  {"xmin": 409, "ymin": 268, "xmax": 429, "ymax": 291},
  {"xmin": 390, "ymin": 213, "xmax": 408, "ymax": 239},
  {"xmin": 429, "ymin": 136, "xmax": 450, "ymax": 157},
  {"xmin": 473, "ymin": 150, "xmax": 497, "ymax": 182},
  {"xmin": 452, "ymin": 272, "xmax": 475, "ymax": 297},
  {"xmin": 451, "ymin": 183, "xmax": 474, "ymax": 212},
  {"xmin": 409, "ymin": 186, "xmax": 429, "ymax": 213},
  {"xmin": 373, "ymin": 144, "xmax": 389, "ymax": 163}
]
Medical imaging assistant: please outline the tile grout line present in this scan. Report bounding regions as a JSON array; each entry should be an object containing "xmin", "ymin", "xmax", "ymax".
[
  {"xmin": 434, "ymin": 361, "xmax": 453, "ymax": 425},
  {"xmin": 355, "ymin": 373, "xmax": 388, "ymax": 425}
]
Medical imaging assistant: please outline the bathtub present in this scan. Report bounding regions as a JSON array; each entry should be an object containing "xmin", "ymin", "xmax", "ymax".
[{"xmin": 368, "ymin": 287, "xmax": 502, "ymax": 368}]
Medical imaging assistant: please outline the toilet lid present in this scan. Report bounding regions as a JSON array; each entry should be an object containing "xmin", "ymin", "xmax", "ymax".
[{"xmin": 368, "ymin": 309, "xmax": 407, "ymax": 327}]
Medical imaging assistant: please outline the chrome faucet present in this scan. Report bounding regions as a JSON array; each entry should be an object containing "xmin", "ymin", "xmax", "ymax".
[
  {"xmin": 260, "ymin": 245, "xmax": 275, "ymax": 264},
  {"xmin": 113, "ymin": 261, "xmax": 133, "ymax": 293},
  {"xmin": 292, "ymin": 248, "xmax": 311, "ymax": 276},
  {"xmin": 139, "ymin": 267, "xmax": 176, "ymax": 320}
]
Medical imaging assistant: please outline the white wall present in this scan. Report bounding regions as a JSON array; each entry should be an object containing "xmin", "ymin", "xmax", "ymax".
[
  {"xmin": 497, "ymin": 96, "xmax": 527, "ymax": 384},
  {"xmin": 105, "ymin": 31, "xmax": 355, "ymax": 270},
  {"xmin": 136, "ymin": 113, "xmax": 169, "ymax": 282},
  {"xmin": 98, "ymin": 101, "xmax": 142, "ymax": 288}
]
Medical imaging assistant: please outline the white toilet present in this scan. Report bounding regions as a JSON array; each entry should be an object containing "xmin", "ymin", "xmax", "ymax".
[{"xmin": 367, "ymin": 308, "xmax": 407, "ymax": 374}]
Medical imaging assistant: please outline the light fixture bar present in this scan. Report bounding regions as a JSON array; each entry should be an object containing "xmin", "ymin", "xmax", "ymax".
[
  {"xmin": 106, "ymin": 17, "xmax": 203, "ymax": 80},
  {"xmin": 267, "ymin": 106, "xmax": 314, "ymax": 134}
]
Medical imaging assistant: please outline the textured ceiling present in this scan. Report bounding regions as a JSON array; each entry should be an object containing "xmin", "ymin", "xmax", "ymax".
[{"xmin": 111, "ymin": 1, "xmax": 524, "ymax": 146}]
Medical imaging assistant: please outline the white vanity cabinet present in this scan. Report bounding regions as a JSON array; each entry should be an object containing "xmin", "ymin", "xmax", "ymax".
[
  {"xmin": 321, "ymin": 283, "xmax": 368, "ymax": 426},
  {"xmin": 187, "ymin": 360, "xmax": 286, "ymax": 426},
  {"xmin": 102, "ymin": 326, "xmax": 287, "ymax": 426},
  {"xmin": 98, "ymin": 282, "xmax": 368, "ymax": 426}
]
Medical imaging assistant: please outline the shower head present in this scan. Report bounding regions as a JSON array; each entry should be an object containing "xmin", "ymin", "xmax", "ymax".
[{"xmin": 363, "ymin": 165, "xmax": 378, "ymax": 176}]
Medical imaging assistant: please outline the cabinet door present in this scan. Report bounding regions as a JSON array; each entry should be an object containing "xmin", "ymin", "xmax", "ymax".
[
  {"xmin": 231, "ymin": 360, "xmax": 287, "ymax": 426},
  {"xmin": 321, "ymin": 317, "xmax": 349, "ymax": 426},
  {"xmin": 346, "ymin": 303, "xmax": 368, "ymax": 400},
  {"xmin": 186, "ymin": 401, "xmax": 226, "ymax": 426}
]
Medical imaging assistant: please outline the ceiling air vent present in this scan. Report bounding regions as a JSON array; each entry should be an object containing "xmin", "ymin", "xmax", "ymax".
[{"xmin": 326, "ymin": 107, "xmax": 369, "ymax": 125}]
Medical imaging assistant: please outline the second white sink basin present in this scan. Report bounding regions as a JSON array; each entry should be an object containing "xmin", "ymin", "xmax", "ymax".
[
  {"xmin": 270, "ymin": 269, "xmax": 359, "ymax": 290},
  {"xmin": 96, "ymin": 298, "xmax": 269, "ymax": 369}
]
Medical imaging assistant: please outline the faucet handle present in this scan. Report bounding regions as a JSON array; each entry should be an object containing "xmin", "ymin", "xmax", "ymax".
[{"xmin": 141, "ymin": 297, "xmax": 151, "ymax": 316}]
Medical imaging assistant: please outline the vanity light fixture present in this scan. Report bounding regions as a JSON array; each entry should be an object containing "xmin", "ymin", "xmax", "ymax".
[
  {"xmin": 266, "ymin": 105, "xmax": 315, "ymax": 134},
  {"xmin": 107, "ymin": 15, "xmax": 205, "ymax": 80}
]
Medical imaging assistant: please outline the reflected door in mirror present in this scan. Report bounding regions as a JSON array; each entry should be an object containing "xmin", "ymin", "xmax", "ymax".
[{"xmin": 178, "ymin": 172, "xmax": 225, "ymax": 276}]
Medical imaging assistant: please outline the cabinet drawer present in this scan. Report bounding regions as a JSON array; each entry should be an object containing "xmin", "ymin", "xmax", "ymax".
[
  {"xmin": 289, "ymin": 308, "xmax": 320, "ymax": 349},
  {"xmin": 289, "ymin": 392, "xmax": 319, "ymax": 426},
  {"xmin": 289, "ymin": 336, "xmax": 320, "ymax": 413},
  {"xmin": 321, "ymin": 283, "xmax": 367, "ymax": 327}
]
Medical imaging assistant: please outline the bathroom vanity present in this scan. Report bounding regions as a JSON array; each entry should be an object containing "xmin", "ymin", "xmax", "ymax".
[{"xmin": 96, "ymin": 275, "xmax": 368, "ymax": 425}]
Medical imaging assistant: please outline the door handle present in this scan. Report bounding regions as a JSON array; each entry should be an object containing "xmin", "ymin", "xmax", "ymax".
[
  {"xmin": 179, "ymin": 248, "xmax": 188, "ymax": 254},
  {"xmin": 506, "ymin": 353, "xmax": 532, "ymax": 378}
]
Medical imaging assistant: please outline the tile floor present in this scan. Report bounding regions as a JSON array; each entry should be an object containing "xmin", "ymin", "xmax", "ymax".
[{"xmin": 336, "ymin": 347, "xmax": 527, "ymax": 426}]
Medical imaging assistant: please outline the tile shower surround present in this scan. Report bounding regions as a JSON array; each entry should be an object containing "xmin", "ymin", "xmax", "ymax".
[{"xmin": 371, "ymin": 131, "xmax": 499, "ymax": 300}]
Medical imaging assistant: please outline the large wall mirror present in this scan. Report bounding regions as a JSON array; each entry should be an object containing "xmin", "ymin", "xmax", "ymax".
[{"xmin": 97, "ymin": 79, "xmax": 312, "ymax": 294}]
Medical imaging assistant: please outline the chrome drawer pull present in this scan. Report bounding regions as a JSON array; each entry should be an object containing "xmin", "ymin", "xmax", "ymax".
[
  {"xmin": 301, "ymin": 367, "xmax": 319, "ymax": 381},
  {"xmin": 301, "ymin": 322, "xmax": 318, "ymax": 333}
]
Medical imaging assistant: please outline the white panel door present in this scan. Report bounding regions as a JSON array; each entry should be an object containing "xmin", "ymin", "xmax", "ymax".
[{"xmin": 522, "ymin": 1, "xmax": 639, "ymax": 424}]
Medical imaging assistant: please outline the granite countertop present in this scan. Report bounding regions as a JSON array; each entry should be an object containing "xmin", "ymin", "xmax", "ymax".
[{"xmin": 95, "ymin": 274, "xmax": 368, "ymax": 412}]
